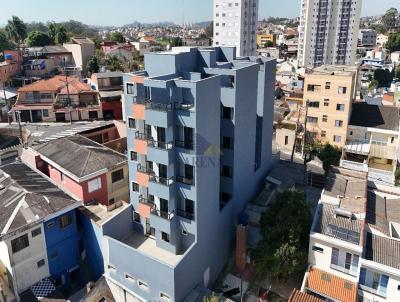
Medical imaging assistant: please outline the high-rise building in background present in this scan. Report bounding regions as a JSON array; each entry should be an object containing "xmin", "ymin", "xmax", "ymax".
[
  {"xmin": 298, "ymin": 0, "xmax": 362, "ymax": 68},
  {"xmin": 98, "ymin": 47, "xmax": 276, "ymax": 302},
  {"xmin": 213, "ymin": 0, "xmax": 259, "ymax": 57}
]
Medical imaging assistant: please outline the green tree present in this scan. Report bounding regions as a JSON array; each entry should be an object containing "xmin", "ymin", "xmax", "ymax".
[
  {"xmin": 0, "ymin": 29, "xmax": 15, "ymax": 53},
  {"xmin": 5, "ymin": 16, "xmax": 27, "ymax": 46},
  {"xmin": 317, "ymin": 144, "xmax": 342, "ymax": 176},
  {"xmin": 374, "ymin": 68, "xmax": 394, "ymax": 88},
  {"xmin": 26, "ymin": 31, "xmax": 52, "ymax": 47},
  {"xmin": 48, "ymin": 22, "xmax": 68, "ymax": 44},
  {"xmin": 170, "ymin": 37, "xmax": 183, "ymax": 47},
  {"xmin": 110, "ymin": 32, "xmax": 125, "ymax": 43},
  {"xmin": 203, "ymin": 293, "xmax": 221, "ymax": 302},
  {"xmin": 369, "ymin": 79, "xmax": 379, "ymax": 92},
  {"xmin": 395, "ymin": 65, "xmax": 400, "ymax": 79},
  {"xmin": 264, "ymin": 40, "xmax": 274, "ymax": 48},
  {"xmin": 87, "ymin": 55, "xmax": 100, "ymax": 74},
  {"xmin": 253, "ymin": 191, "xmax": 312, "ymax": 280},
  {"xmin": 386, "ymin": 32, "xmax": 400, "ymax": 52},
  {"xmin": 382, "ymin": 8, "xmax": 398, "ymax": 33},
  {"xmin": 205, "ymin": 21, "xmax": 213, "ymax": 38},
  {"xmin": 106, "ymin": 55, "xmax": 124, "ymax": 71}
]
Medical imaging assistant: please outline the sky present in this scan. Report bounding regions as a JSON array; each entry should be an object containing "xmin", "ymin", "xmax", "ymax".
[{"xmin": 0, "ymin": 0, "xmax": 399, "ymax": 26}]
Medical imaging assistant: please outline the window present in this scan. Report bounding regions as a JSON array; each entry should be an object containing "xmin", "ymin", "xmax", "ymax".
[
  {"xmin": 160, "ymin": 293, "xmax": 171, "ymax": 302},
  {"xmin": 335, "ymin": 120, "xmax": 343, "ymax": 127},
  {"xmin": 128, "ymin": 117, "xmax": 136, "ymax": 129},
  {"xmin": 126, "ymin": 83, "xmax": 135, "ymax": 94},
  {"xmin": 312, "ymin": 245, "xmax": 324, "ymax": 253},
  {"xmin": 132, "ymin": 182, "xmax": 139, "ymax": 192},
  {"xmin": 325, "ymin": 82, "xmax": 331, "ymax": 89},
  {"xmin": 222, "ymin": 136, "xmax": 233, "ymax": 149},
  {"xmin": 11, "ymin": 234, "xmax": 29, "ymax": 254},
  {"xmin": 345, "ymin": 253, "xmax": 352, "ymax": 270},
  {"xmin": 307, "ymin": 116, "xmax": 318, "ymax": 124},
  {"xmin": 60, "ymin": 214, "xmax": 72, "ymax": 228},
  {"xmin": 322, "ymin": 115, "xmax": 328, "ymax": 122},
  {"xmin": 43, "ymin": 109, "xmax": 49, "ymax": 117},
  {"xmin": 31, "ymin": 228, "xmax": 41, "ymax": 237},
  {"xmin": 125, "ymin": 273, "xmax": 135, "ymax": 282},
  {"xmin": 47, "ymin": 221, "xmax": 55, "ymax": 229},
  {"xmin": 111, "ymin": 169, "xmax": 124, "ymax": 183},
  {"xmin": 338, "ymin": 86, "xmax": 347, "ymax": 94},
  {"xmin": 88, "ymin": 177, "xmax": 102, "ymax": 193},
  {"xmin": 334, "ymin": 135, "xmax": 342, "ymax": 143},
  {"xmin": 321, "ymin": 130, "xmax": 326, "ymax": 138},
  {"xmin": 138, "ymin": 280, "xmax": 149, "ymax": 290},
  {"xmin": 324, "ymin": 98, "xmax": 329, "ymax": 106},
  {"xmin": 133, "ymin": 212, "xmax": 141, "ymax": 223},
  {"xmin": 307, "ymin": 84, "xmax": 321, "ymax": 92},
  {"xmin": 308, "ymin": 101, "xmax": 320, "ymax": 108},
  {"xmin": 331, "ymin": 247, "xmax": 339, "ymax": 266},
  {"xmin": 222, "ymin": 106, "xmax": 234, "ymax": 119},
  {"xmin": 60, "ymin": 172, "xmax": 66, "ymax": 183},
  {"xmin": 336, "ymin": 104, "xmax": 345, "ymax": 111},
  {"xmin": 161, "ymin": 232, "xmax": 170, "ymax": 242},
  {"xmin": 130, "ymin": 151, "xmax": 137, "ymax": 161},
  {"xmin": 37, "ymin": 259, "xmax": 45, "ymax": 268},
  {"xmin": 284, "ymin": 136, "xmax": 289, "ymax": 145},
  {"xmin": 360, "ymin": 268, "xmax": 389, "ymax": 297},
  {"xmin": 221, "ymin": 165, "xmax": 232, "ymax": 178}
]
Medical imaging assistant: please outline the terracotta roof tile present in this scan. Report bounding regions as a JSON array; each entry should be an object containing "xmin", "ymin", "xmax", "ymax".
[
  {"xmin": 306, "ymin": 268, "xmax": 357, "ymax": 302},
  {"xmin": 288, "ymin": 289, "xmax": 323, "ymax": 302},
  {"xmin": 18, "ymin": 75, "xmax": 92, "ymax": 93}
]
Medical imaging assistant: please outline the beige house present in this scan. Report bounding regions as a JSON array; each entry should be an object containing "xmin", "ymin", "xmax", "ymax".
[
  {"xmin": 64, "ymin": 37, "xmax": 95, "ymax": 73},
  {"xmin": 303, "ymin": 65, "xmax": 358, "ymax": 148}
]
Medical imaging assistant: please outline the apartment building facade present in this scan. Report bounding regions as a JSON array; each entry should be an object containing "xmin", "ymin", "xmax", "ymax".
[
  {"xmin": 304, "ymin": 65, "xmax": 358, "ymax": 148},
  {"xmin": 341, "ymin": 103, "xmax": 400, "ymax": 185},
  {"xmin": 298, "ymin": 0, "xmax": 362, "ymax": 67},
  {"xmin": 13, "ymin": 75, "xmax": 102, "ymax": 123},
  {"xmin": 213, "ymin": 0, "xmax": 258, "ymax": 57},
  {"xmin": 97, "ymin": 46, "xmax": 275, "ymax": 302}
]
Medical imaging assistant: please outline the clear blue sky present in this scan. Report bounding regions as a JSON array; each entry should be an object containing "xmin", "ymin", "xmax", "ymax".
[{"xmin": 0, "ymin": 0, "xmax": 399, "ymax": 26}]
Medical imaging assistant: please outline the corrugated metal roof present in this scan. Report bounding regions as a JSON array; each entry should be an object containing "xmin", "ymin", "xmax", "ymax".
[{"xmin": 366, "ymin": 233, "xmax": 400, "ymax": 270}]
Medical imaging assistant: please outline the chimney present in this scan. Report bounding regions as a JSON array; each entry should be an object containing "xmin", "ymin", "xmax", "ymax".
[{"xmin": 236, "ymin": 225, "xmax": 247, "ymax": 271}]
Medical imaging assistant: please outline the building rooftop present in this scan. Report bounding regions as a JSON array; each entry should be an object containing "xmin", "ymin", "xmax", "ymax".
[
  {"xmin": 365, "ymin": 233, "xmax": 400, "ymax": 270},
  {"xmin": 41, "ymin": 45, "xmax": 71, "ymax": 54},
  {"xmin": 288, "ymin": 289, "xmax": 323, "ymax": 302},
  {"xmin": 69, "ymin": 37, "xmax": 95, "ymax": 45},
  {"xmin": 93, "ymin": 72, "xmax": 123, "ymax": 79},
  {"xmin": 33, "ymin": 135, "xmax": 127, "ymax": 179},
  {"xmin": 349, "ymin": 103, "xmax": 400, "ymax": 131},
  {"xmin": 18, "ymin": 75, "xmax": 91, "ymax": 93},
  {"xmin": 79, "ymin": 202, "xmax": 131, "ymax": 227},
  {"xmin": 306, "ymin": 267, "xmax": 357, "ymax": 302},
  {"xmin": 309, "ymin": 65, "xmax": 358, "ymax": 77},
  {"xmin": 0, "ymin": 161, "xmax": 79, "ymax": 239}
]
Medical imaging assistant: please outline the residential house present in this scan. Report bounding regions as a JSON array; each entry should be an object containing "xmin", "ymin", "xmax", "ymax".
[
  {"xmin": 303, "ymin": 65, "xmax": 358, "ymax": 148},
  {"xmin": 89, "ymin": 72, "xmax": 123, "ymax": 120},
  {"xmin": 0, "ymin": 50, "xmax": 23, "ymax": 85},
  {"xmin": 358, "ymin": 29, "xmax": 377, "ymax": 47},
  {"xmin": 257, "ymin": 34, "xmax": 277, "ymax": 47},
  {"xmin": 13, "ymin": 75, "xmax": 102, "ymax": 123},
  {"xmin": 340, "ymin": 103, "xmax": 400, "ymax": 185},
  {"xmin": 63, "ymin": 37, "xmax": 95, "ymax": 73},
  {"xmin": 22, "ymin": 135, "xmax": 128, "ymax": 206},
  {"xmin": 0, "ymin": 161, "xmax": 81, "ymax": 300}
]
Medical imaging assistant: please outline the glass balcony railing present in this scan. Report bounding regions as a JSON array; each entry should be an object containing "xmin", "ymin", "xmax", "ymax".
[
  {"xmin": 137, "ymin": 164, "xmax": 154, "ymax": 175},
  {"xmin": 175, "ymin": 140, "xmax": 194, "ymax": 150},
  {"xmin": 150, "ymin": 175, "xmax": 174, "ymax": 186},
  {"xmin": 148, "ymin": 140, "xmax": 173, "ymax": 150},
  {"xmin": 176, "ymin": 175, "xmax": 194, "ymax": 186}
]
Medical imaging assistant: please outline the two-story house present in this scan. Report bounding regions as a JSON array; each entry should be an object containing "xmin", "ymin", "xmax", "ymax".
[
  {"xmin": 0, "ymin": 161, "xmax": 81, "ymax": 301},
  {"xmin": 340, "ymin": 103, "xmax": 400, "ymax": 185},
  {"xmin": 13, "ymin": 75, "xmax": 102, "ymax": 123},
  {"xmin": 22, "ymin": 135, "xmax": 128, "ymax": 206}
]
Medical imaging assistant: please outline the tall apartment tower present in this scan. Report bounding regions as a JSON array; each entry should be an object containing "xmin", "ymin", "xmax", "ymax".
[
  {"xmin": 298, "ymin": 0, "xmax": 362, "ymax": 68},
  {"xmin": 100, "ymin": 47, "xmax": 275, "ymax": 302},
  {"xmin": 213, "ymin": 0, "xmax": 259, "ymax": 57}
]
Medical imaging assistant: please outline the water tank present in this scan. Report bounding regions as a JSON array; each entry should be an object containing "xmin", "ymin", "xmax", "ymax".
[{"xmin": 4, "ymin": 54, "xmax": 13, "ymax": 60}]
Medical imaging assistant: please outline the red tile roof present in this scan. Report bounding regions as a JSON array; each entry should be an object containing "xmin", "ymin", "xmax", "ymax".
[
  {"xmin": 18, "ymin": 75, "xmax": 93, "ymax": 94},
  {"xmin": 306, "ymin": 268, "xmax": 357, "ymax": 302},
  {"xmin": 288, "ymin": 289, "xmax": 323, "ymax": 302}
]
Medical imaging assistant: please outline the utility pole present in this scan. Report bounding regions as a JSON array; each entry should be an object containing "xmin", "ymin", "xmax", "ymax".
[
  {"xmin": 1, "ymin": 82, "xmax": 10, "ymax": 124},
  {"xmin": 302, "ymin": 100, "xmax": 310, "ymax": 186},
  {"xmin": 291, "ymin": 103, "xmax": 302, "ymax": 163},
  {"xmin": 63, "ymin": 58, "xmax": 73, "ymax": 124},
  {"xmin": 15, "ymin": 111, "xmax": 23, "ymax": 146}
]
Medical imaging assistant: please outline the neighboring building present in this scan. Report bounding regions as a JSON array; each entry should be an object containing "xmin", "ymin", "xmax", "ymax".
[
  {"xmin": 340, "ymin": 103, "xmax": 400, "ymax": 185},
  {"xmin": 23, "ymin": 59, "xmax": 57, "ymax": 78},
  {"xmin": 257, "ymin": 34, "xmax": 277, "ymax": 47},
  {"xmin": 181, "ymin": 38, "xmax": 211, "ymax": 47},
  {"xmin": 303, "ymin": 65, "xmax": 358, "ymax": 148},
  {"xmin": 213, "ymin": 0, "xmax": 259, "ymax": 57},
  {"xmin": 13, "ymin": 75, "xmax": 102, "ymax": 123},
  {"xmin": 358, "ymin": 29, "xmax": 377, "ymax": 47},
  {"xmin": 391, "ymin": 51, "xmax": 400, "ymax": 64},
  {"xmin": 0, "ymin": 50, "xmax": 23, "ymax": 85},
  {"xmin": 89, "ymin": 72, "xmax": 124, "ymax": 120},
  {"xmin": 64, "ymin": 37, "xmax": 95, "ymax": 73},
  {"xmin": 0, "ymin": 161, "xmax": 81, "ymax": 300},
  {"xmin": 376, "ymin": 34, "xmax": 389, "ymax": 47},
  {"xmin": 100, "ymin": 46, "xmax": 275, "ymax": 301},
  {"xmin": 22, "ymin": 135, "xmax": 128, "ymax": 206},
  {"xmin": 41, "ymin": 45, "xmax": 74, "ymax": 67},
  {"xmin": 298, "ymin": 0, "xmax": 362, "ymax": 67}
]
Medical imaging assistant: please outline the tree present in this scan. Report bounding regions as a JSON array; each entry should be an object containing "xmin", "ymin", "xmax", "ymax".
[
  {"xmin": 264, "ymin": 40, "xmax": 274, "ymax": 48},
  {"xmin": 110, "ymin": 32, "xmax": 125, "ymax": 43},
  {"xmin": 170, "ymin": 37, "xmax": 183, "ymax": 47},
  {"xmin": 48, "ymin": 22, "xmax": 68, "ymax": 44},
  {"xmin": 87, "ymin": 55, "xmax": 100, "ymax": 74},
  {"xmin": 369, "ymin": 79, "xmax": 379, "ymax": 92},
  {"xmin": 203, "ymin": 293, "xmax": 221, "ymax": 302},
  {"xmin": 106, "ymin": 55, "xmax": 124, "ymax": 71},
  {"xmin": 26, "ymin": 31, "xmax": 52, "ymax": 47},
  {"xmin": 395, "ymin": 65, "xmax": 400, "ymax": 80},
  {"xmin": 386, "ymin": 32, "xmax": 400, "ymax": 53},
  {"xmin": 0, "ymin": 29, "xmax": 15, "ymax": 53},
  {"xmin": 253, "ymin": 191, "xmax": 312, "ymax": 280},
  {"xmin": 382, "ymin": 8, "xmax": 398, "ymax": 33},
  {"xmin": 374, "ymin": 68, "xmax": 394, "ymax": 88},
  {"xmin": 5, "ymin": 16, "xmax": 27, "ymax": 46},
  {"xmin": 317, "ymin": 144, "xmax": 341, "ymax": 176},
  {"xmin": 205, "ymin": 21, "xmax": 213, "ymax": 38}
]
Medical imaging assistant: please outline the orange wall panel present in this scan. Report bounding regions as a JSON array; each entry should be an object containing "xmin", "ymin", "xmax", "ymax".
[
  {"xmin": 132, "ymin": 103, "xmax": 145, "ymax": 120},
  {"xmin": 135, "ymin": 139, "xmax": 148, "ymax": 154},
  {"xmin": 136, "ymin": 171, "xmax": 149, "ymax": 187},
  {"xmin": 137, "ymin": 202, "xmax": 152, "ymax": 219}
]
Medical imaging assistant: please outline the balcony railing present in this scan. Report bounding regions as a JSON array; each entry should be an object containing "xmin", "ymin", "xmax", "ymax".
[
  {"xmin": 174, "ymin": 102, "xmax": 195, "ymax": 111},
  {"xmin": 138, "ymin": 195, "xmax": 154, "ymax": 206},
  {"xmin": 145, "ymin": 101, "xmax": 172, "ymax": 112},
  {"xmin": 151, "ymin": 208, "xmax": 175, "ymax": 220},
  {"xmin": 176, "ymin": 175, "xmax": 194, "ymax": 186},
  {"xmin": 176, "ymin": 209, "xmax": 195, "ymax": 221},
  {"xmin": 175, "ymin": 140, "xmax": 194, "ymax": 150},
  {"xmin": 148, "ymin": 140, "xmax": 173, "ymax": 150},
  {"xmin": 135, "ymin": 132, "xmax": 151, "ymax": 141},
  {"xmin": 137, "ymin": 164, "xmax": 154, "ymax": 175},
  {"xmin": 330, "ymin": 263, "xmax": 357, "ymax": 277},
  {"xmin": 150, "ymin": 175, "xmax": 174, "ymax": 186}
]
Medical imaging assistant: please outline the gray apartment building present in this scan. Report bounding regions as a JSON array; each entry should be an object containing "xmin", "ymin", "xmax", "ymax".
[{"xmin": 95, "ymin": 46, "xmax": 275, "ymax": 301}]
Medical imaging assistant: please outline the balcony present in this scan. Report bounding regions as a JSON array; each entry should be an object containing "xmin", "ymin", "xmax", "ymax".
[
  {"xmin": 344, "ymin": 140, "xmax": 370, "ymax": 156},
  {"xmin": 175, "ymin": 140, "xmax": 194, "ymax": 152},
  {"xmin": 147, "ymin": 141, "xmax": 174, "ymax": 166},
  {"xmin": 176, "ymin": 209, "xmax": 194, "ymax": 221},
  {"xmin": 145, "ymin": 102, "xmax": 173, "ymax": 128},
  {"xmin": 176, "ymin": 175, "xmax": 195, "ymax": 186},
  {"xmin": 150, "ymin": 207, "xmax": 176, "ymax": 235},
  {"xmin": 149, "ymin": 176, "xmax": 174, "ymax": 200},
  {"xmin": 137, "ymin": 164, "xmax": 154, "ymax": 175},
  {"xmin": 330, "ymin": 263, "xmax": 358, "ymax": 277},
  {"xmin": 174, "ymin": 102, "xmax": 195, "ymax": 112},
  {"xmin": 340, "ymin": 159, "xmax": 368, "ymax": 173}
]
